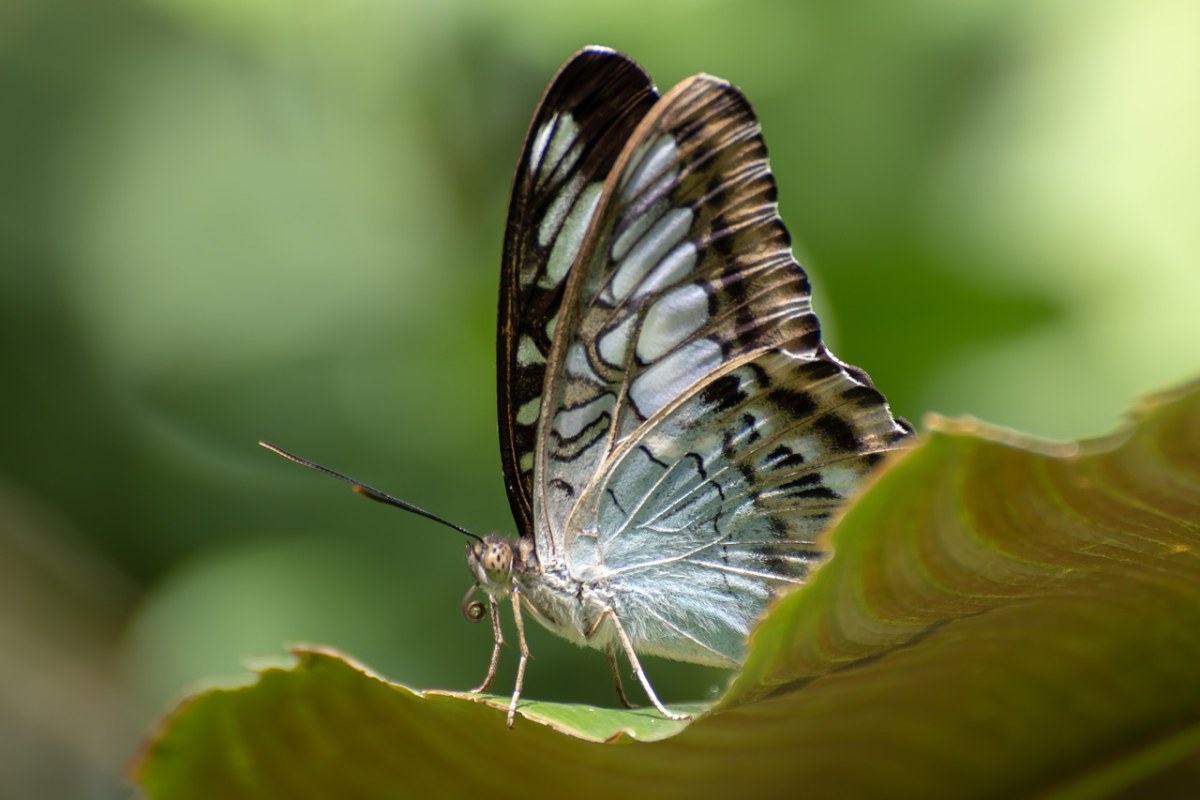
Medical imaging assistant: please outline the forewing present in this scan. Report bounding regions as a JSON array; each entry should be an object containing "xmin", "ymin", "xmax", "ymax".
[
  {"xmin": 533, "ymin": 73, "xmax": 913, "ymax": 661},
  {"xmin": 497, "ymin": 47, "xmax": 658, "ymax": 540}
]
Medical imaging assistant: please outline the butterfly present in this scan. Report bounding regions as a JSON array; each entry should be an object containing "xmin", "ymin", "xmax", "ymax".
[{"xmin": 263, "ymin": 45, "xmax": 913, "ymax": 728}]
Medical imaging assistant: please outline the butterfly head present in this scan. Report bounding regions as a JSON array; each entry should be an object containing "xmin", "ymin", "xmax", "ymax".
[
  {"xmin": 467, "ymin": 534, "xmax": 516, "ymax": 595},
  {"xmin": 467, "ymin": 533, "xmax": 538, "ymax": 596}
]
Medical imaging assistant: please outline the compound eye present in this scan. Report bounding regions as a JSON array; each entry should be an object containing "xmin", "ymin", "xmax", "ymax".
[{"xmin": 485, "ymin": 543, "xmax": 512, "ymax": 574}]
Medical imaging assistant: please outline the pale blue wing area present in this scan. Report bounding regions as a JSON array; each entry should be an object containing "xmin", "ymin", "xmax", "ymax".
[{"xmin": 565, "ymin": 348, "xmax": 910, "ymax": 666}]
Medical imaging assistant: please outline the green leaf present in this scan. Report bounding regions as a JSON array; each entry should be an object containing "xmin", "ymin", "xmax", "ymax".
[{"xmin": 130, "ymin": 383, "xmax": 1200, "ymax": 798}]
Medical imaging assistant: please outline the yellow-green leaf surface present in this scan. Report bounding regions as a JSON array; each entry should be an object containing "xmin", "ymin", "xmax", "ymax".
[{"xmin": 131, "ymin": 384, "xmax": 1200, "ymax": 798}]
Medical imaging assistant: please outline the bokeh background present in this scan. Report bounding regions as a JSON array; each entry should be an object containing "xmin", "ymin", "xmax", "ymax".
[{"xmin": 3, "ymin": 1, "xmax": 1198, "ymax": 796}]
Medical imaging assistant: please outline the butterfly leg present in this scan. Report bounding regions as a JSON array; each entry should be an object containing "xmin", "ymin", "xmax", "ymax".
[
  {"xmin": 506, "ymin": 588, "xmax": 530, "ymax": 728},
  {"xmin": 471, "ymin": 594, "xmax": 503, "ymax": 694},
  {"xmin": 605, "ymin": 609, "xmax": 691, "ymax": 721},
  {"xmin": 605, "ymin": 642, "xmax": 634, "ymax": 709}
]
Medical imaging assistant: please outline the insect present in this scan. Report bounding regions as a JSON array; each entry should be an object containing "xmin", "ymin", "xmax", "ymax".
[{"xmin": 262, "ymin": 46, "xmax": 913, "ymax": 727}]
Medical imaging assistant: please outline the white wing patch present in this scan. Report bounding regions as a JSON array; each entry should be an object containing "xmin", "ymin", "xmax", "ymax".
[
  {"xmin": 636, "ymin": 283, "xmax": 710, "ymax": 362},
  {"xmin": 540, "ymin": 182, "xmax": 604, "ymax": 289},
  {"xmin": 632, "ymin": 241, "xmax": 697, "ymax": 300},
  {"xmin": 527, "ymin": 113, "xmax": 558, "ymax": 178},
  {"xmin": 517, "ymin": 334, "xmax": 546, "ymax": 367},
  {"xmin": 530, "ymin": 112, "xmax": 581, "ymax": 184},
  {"xmin": 565, "ymin": 341, "xmax": 600, "ymax": 382},
  {"xmin": 620, "ymin": 134, "xmax": 679, "ymax": 199},
  {"xmin": 629, "ymin": 338, "xmax": 722, "ymax": 418},
  {"xmin": 553, "ymin": 394, "xmax": 615, "ymax": 440},
  {"xmin": 598, "ymin": 313, "xmax": 635, "ymax": 366},
  {"xmin": 537, "ymin": 175, "xmax": 582, "ymax": 248},
  {"xmin": 610, "ymin": 199, "xmax": 664, "ymax": 261},
  {"xmin": 516, "ymin": 397, "xmax": 542, "ymax": 426},
  {"xmin": 608, "ymin": 208, "xmax": 694, "ymax": 303}
]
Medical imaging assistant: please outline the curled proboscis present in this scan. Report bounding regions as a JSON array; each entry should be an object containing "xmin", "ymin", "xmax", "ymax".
[{"xmin": 461, "ymin": 588, "xmax": 486, "ymax": 623}]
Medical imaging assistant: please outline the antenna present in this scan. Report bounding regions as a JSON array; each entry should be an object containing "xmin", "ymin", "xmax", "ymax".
[{"xmin": 258, "ymin": 441, "xmax": 484, "ymax": 544}]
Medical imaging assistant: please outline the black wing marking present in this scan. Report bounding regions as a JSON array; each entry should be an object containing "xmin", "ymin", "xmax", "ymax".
[{"xmin": 497, "ymin": 47, "xmax": 659, "ymax": 540}]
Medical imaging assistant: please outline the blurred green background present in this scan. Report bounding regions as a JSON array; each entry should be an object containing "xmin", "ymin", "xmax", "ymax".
[{"xmin": 3, "ymin": 0, "xmax": 1198, "ymax": 796}]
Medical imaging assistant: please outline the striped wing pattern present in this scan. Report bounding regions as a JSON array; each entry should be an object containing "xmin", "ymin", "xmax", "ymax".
[
  {"xmin": 505, "ymin": 48, "xmax": 913, "ymax": 667},
  {"xmin": 497, "ymin": 50, "xmax": 658, "ymax": 540}
]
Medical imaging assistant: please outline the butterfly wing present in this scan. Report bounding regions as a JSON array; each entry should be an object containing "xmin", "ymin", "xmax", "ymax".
[
  {"xmin": 588, "ymin": 350, "xmax": 911, "ymax": 665},
  {"xmin": 497, "ymin": 47, "xmax": 659, "ymax": 541},
  {"xmin": 533, "ymin": 71, "xmax": 913, "ymax": 664}
]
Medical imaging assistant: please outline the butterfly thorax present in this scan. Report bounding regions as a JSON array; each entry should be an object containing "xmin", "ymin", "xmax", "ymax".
[{"xmin": 519, "ymin": 559, "xmax": 618, "ymax": 649}]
